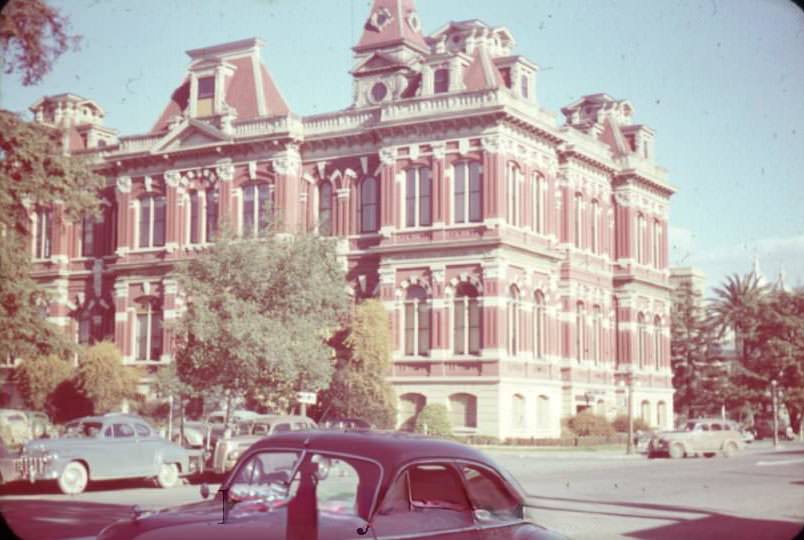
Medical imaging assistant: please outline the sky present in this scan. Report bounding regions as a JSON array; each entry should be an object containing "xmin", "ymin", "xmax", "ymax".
[{"xmin": 1, "ymin": 0, "xmax": 803, "ymax": 295}]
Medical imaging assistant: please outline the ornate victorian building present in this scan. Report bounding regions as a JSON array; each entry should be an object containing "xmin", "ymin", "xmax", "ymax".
[{"xmin": 21, "ymin": 0, "xmax": 675, "ymax": 438}]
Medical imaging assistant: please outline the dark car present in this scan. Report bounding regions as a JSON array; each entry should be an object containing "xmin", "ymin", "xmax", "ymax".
[{"xmin": 96, "ymin": 430, "xmax": 567, "ymax": 540}]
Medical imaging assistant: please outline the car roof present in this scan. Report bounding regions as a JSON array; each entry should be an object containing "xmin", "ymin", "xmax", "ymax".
[{"xmin": 251, "ymin": 415, "xmax": 315, "ymax": 423}]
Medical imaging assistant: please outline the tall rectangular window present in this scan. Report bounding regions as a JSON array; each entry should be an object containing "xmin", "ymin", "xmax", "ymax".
[
  {"xmin": 34, "ymin": 209, "xmax": 52, "ymax": 259},
  {"xmin": 206, "ymin": 188, "xmax": 219, "ymax": 242},
  {"xmin": 106, "ymin": 206, "xmax": 117, "ymax": 255},
  {"xmin": 360, "ymin": 177, "xmax": 378, "ymax": 233},
  {"xmin": 139, "ymin": 196, "xmax": 167, "ymax": 248},
  {"xmin": 405, "ymin": 168, "xmax": 432, "ymax": 228},
  {"xmin": 189, "ymin": 191, "xmax": 201, "ymax": 244},
  {"xmin": 318, "ymin": 183, "xmax": 332, "ymax": 236},
  {"xmin": 197, "ymin": 76, "xmax": 215, "ymax": 117},
  {"xmin": 81, "ymin": 216, "xmax": 94, "ymax": 257},
  {"xmin": 243, "ymin": 184, "xmax": 273, "ymax": 237},
  {"xmin": 521, "ymin": 75, "xmax": 529, "ymax": 99},
  {"xmin": 454, "ymin": 162, "xmax": 482, "ymax": 224},
  {"xmin": 434, "ymin": 68, "xmax": 449, "ymax": 94},
  {"xmin": 136, "ymin": 306, "xmax": 162, "ymax": 361}
]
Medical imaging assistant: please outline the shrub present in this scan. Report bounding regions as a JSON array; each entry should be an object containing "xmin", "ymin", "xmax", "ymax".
[
  {"xmin": 414, "ymin": 404, "xmax": 452, "ymax": 437},
  {"xmin": 75, "ymin": 342, "xmax": 140, "ymax": 414},
  {"xmin": 14, "ymin": 355, "xmax": 74, "ymax": 411},
  {"xmin": 567, "ymin": 410, "xmax": 615, "ymax": 437},
  {"xmin": 612, "ymin": 414, "xmax": 650, "ymax": 433}
]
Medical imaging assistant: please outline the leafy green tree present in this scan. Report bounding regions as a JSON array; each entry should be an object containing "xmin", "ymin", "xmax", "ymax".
[
  {"xmin": 1, "ymin": 1, "xmax": 103, "ymax": 361},
  {"xmin": 1, "ymin": 0, "xmax": 80, "ymax": 86},
  {"xmin": 74, "ymin": 342, "xmax": 139, "ymax": 414},
  {"xmin": 319, "ymin": 300, "xmax": 397, "ymax": 428},
  {"xmin": 414, "ymin": 404, "xmax": 452, "ymax": 437},
  {"xmin": 172, "ymin": 228, "xmax": 349, "ymax": 420},
  {"xmin": 709, "ymin": 272, "xmax": 767, "ymax": 367},
  {"xmin": 567, "ymin": 410, "xmax": 615, "ymax": 437},
  {"xmin": 13, "ymin": 354, "xmax": 73, "ymax": 410}
]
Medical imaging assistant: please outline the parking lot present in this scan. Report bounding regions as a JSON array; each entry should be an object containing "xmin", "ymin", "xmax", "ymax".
[{"xmin": 0, "ymin": 440, "xmax": 802, "ymax": 540}]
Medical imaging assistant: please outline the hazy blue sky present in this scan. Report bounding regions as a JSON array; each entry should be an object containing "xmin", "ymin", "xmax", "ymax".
[{"xmin": 2, "ymin": 0, "xmax": 802, "ymax": 293}]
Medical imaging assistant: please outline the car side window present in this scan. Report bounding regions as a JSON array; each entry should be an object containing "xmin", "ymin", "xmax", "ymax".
[
  {"xmin": 711, "ymin": 423, "xmax": 722, "ymax": 431},
  {"xmin": 229, "ymin": 451, "xmax": 302, "ymax": 503},
  {"xmin": 104, "ymin": 426, "xmax": 113, "ymax": 438},
  {"xmin": 701, "ymin": 424, "xmax": 710, "ymax": 431},
  {"xmin": 459, "ymin": 464, "xmax": 522, "ymax": 523},
  {"xmin": 134, "ymin": 423, "xmax": 151, "ymax": 437},
  {"xmin": 274, "ymin": 423, "xmax": 291, "ymax": 433},
  {"xmin": 409, "ymin": 464, "xmax": 472, "ymax": 511},
  {"xmin": 113, "ymin": 423, "xmax": 135, "ymax": 438}
]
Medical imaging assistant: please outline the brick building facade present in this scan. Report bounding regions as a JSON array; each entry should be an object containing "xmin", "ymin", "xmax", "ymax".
[{"xmin": 15, "ymin": 0, "xmax": 676, "ymax": 438}]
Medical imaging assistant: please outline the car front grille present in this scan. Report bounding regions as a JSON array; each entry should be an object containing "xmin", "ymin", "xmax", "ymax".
[{"xmin": 17, "ymin": 456, "xmax": 47, "ymax": 479}]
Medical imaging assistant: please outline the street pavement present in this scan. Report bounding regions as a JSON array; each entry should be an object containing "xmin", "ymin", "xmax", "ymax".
[{"xmin": 0, "ymin": 440, "xmax": 801, "ymax": 540}]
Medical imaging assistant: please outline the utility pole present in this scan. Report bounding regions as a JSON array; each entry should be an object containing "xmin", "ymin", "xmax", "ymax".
[
  {"xmin": 626, "ymin": 375, "xmax": 634, "ymax": 455},
  {"xmin": 771, "ymin": 379, "xmax": 779, "ymax": 449}
]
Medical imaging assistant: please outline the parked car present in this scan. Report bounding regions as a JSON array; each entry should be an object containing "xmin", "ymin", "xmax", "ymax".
[
  {"xmin": 0, "ymin": 409, "xmax": 32, "ymax": 447},
  {"xmin": 753, "ymin": 420, "xmax": 795, "ymax": 441},
  {"xmin": 95, "ymin": 430, "xmax": 568, "ymax": 540},
  {"xmin": 0, "ymin": 437, "xmax": 22, "ymax": 486},
  {"xmin": 212, "ymin": 415, "xmax": 316, "ymax": 474},
  {"xmin": 648, "ymin": 417, "xmax": 744, "ymax": 459},
  {"xmin": 321, "ymin": 417, "xmax": 373, "ymax": 430},
  {"xmin": 19, "ymin": 412, "xmax": 190, "ymax": 494},
  {"xmin": 22, "ymin": 411, "xmax": 53, "ymax": 439}
]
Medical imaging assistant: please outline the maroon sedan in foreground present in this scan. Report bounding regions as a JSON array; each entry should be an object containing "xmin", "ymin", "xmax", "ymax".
[{"xmin": 96, "ymin": 430, "xmax": 566, "ymax": 540}]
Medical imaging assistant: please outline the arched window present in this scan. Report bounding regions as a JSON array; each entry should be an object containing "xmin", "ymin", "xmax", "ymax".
[
  {"xmin": 532, "ymin": 291, "xmax": 545, "ymax": 360},
  {"xmin": 532, "ymin": 173, "xmax": 544, "ymax": 234},
  {"xmin": 657, "ymin": 401, "xmax": 667, "ymax": 428},
  {"xmin": 576, "ymin": 302, "xmax": 586, "ymax": 363},
  {"xmin": 404, "ymin": 285, "xmax": 430, "ymax": 356},
  {"xmin": 636, "ymin": 213, "xmax": 646, "ymax": 263},
  {"xmin": 507, "ymin": 163, "xmax": 521, "ymax": 226},
  {"xmin": 573, "ymin": 193, "xmax": 583, "ymax": 248},
  {"xmin": 592, "ymin": 305, "xmax": 602, "ymax": 366},
  {"xmin": 318, "ymin": 182, "xmax": 333, "ymax": 236},
  {"xmin": 242, "ymin": 183, "xmax": 273, "ymax": 237},
  {"xmin": 359, "ymin": 177, "xmax": 378, "ymax": 233},
  {"xmin": 637, "ymin": 313, "xmax": 646, "ymax": 369},
  {"xmin": 653, "ymin": 219, "xmax": 662, "ymax": 268},
  {"xmin": 453, "ymin": 282, "xmax": 480, "ymax": 355},
  {"xmin": 536, "ymin": 395, "xmax": 550, "ymax": 428},
  {"xmin": 591, "ymin": 200, "xmax": 600, "ymax": 254},
  {"xmin": 453, "ymin": 161, "xmax": 482, "ymax": 224},
  {"xmin": 33, "ymin": 209, "xmax": 52, "ymax": 259},
  {"xmin": 654, "ymin": 316, "xmax": 662, "ymax": 370},
  {"xmin": 189, "ymin": 188, "xmax": 219, "ymax": 244},
  {"xmin": 138, "ymin": 195, "xmax": 166, "ymax": 248},
  {"xmin": 449, "ymin": 393, "xmax": 477, "ymax": 428},
  {"xmin": 399, "ymin": 393, "xmax": 427, "ymax": 431},
  {"xmin": 512, "ymin": 394, "xmax": 526, "ymax": 430},
  {"xmin": 81, "ymin": 215, "xmax": 95, "ymax": 258},
  {"xmin": 434, "ymin": 68, "xmax": 449, "ymax": 94},
  {"xmin": 135, "ymin": 300, "xmax": 162, "ymax": 362},
  {"xmin": 507, "ymin": 285, "xmax": 521, "ymax": 356},
  {"xmin": 405, "ymin": 167, "xmax": 432, "ymax": 227},
  {"xmin": 640, "ymin": 400, "xmax": 651, "ymax": 424}
]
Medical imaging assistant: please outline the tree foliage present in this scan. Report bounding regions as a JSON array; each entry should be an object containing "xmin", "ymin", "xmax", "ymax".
[
  {"xmin": 13, "ymin": 354, "xmax": 73, "ymax": 410},
  {"xmin": 414, "ymin": 404, "xmax": 452, "ymax": 437},
  {"xmin": 173, "ymin": 229, "xmax": 350, "ymax": 414},
  {"xmin": 319, "ymin": 300, "xmax": 397, "ymax": 428},
  {"xmin": 74, "ymin": 342, "xmax": 140, "ymax": 414},
  {"xmin": 0, "ymin": 0, "xmax": 80, "ymax": 86},
  {"xmin": 567, "ymin": 410, "xmax": 615, "ymax": 437}
]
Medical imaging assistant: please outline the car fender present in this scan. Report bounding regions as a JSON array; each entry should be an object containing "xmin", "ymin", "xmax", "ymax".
[{"xmin": 153, "ymin": 444, "xmax": 190, "ymax": 475}]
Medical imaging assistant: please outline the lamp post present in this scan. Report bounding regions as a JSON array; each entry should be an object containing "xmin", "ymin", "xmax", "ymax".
[
  {"xmin": 626, "ymin": 375, "xmax": 634, "ymax": 455},
  {"xmin": 771, "ymin": 379, "xmax": 779, "ymax": 449}
]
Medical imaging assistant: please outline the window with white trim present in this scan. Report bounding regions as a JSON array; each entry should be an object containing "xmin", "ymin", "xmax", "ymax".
[
  {"xmin": 404, "ymin": 285, "xmax": 430, "ymax": 356},
  {"xmin": 206, "ymin": 188, "xmax": 219, "ymax": 242},
  {"xmin": 506, "ymin": 163, "xmax": 522, "ymax": 226},
  {"xmin": 33, "ymin": 209, "xmax": 52, "ymax": 259},
  {"xmin": 591, "ymin": 200, "xmax": 600, "ymax": 254},
  {"xmin": 592, "ymin": 305, "xmax": 602, "ymax": 366},
  {"xmin": 434, "ymin": 68, "xmax": 449, "ymax": 94},
  {"xmin": 359, "ymin": 177, "xmax": 379, "ymax": 233},
  {"xmin": 138, "ymin": 195, "xmax": 166, "ymax": 248},
  {"xmin": 449, "ymin": 393, "xmax": 477, "ymax": 428},
  {"xmin": 653, "ymin": 219, "xmax": 662, "ymax": 268},
  {"xmin": 512, "ymin": 394, "xmax": 525, "ymax": 430},
  {"xmin": 453, "ymin": 161, "xmax": 482, "ymax": 224},
  {"xmin": 318, "ymin": 182, "xmax": 333, "ymax": 236},
  {"xmin": 576, "ymin": 302, "xmax": 586, "ymax": 363},
  {"xmin": 507, "ymin": 285, "xmax": 521, "ymax": 356},
  {"xmin": 532, "ymin": 173, "xmax": 544, "ymax": 234},
  {"xmin": 536, "ymin": 395, "xmax": 550, "ymax": 428},
  {"xmin": 637, "ymin": 312, "xmax": 646, "ymax": 369},
  {"xmin": 81, "ymin": 216, "xmax": 95, "ymax": 257},
  {"xmin": 77, "ymin": 313, "xmax": 92, "ymax": 345},
  {"xmin": 654, "ymin": 315, "xmax": 662, "ymax": 370},
  {"xmin": 405, "ymin": 167, "xmax": 432, "ymax": 228},
  {"xmin": 242, "ymin": 183, "xmax": 273, "ymax": 237},
  {"xmin": 573, "ymin": 193, "xmax": 583, "ymax": 248},
  {"xmin": 136, "ymin": 302, "xmax": 162, "ymax": 362},
  {"xmin": 637, "ymin": 213, "xmax": 646, "ymax": 263},
  {"xmin": 453, "ymin": 282, "xmax": 480, "ymax": 355},
  {"xmin": 532, "ymin": 291, "xmax": 545, "ymax": 360},
  {"xmin": 189, "ymin": 191, "xmax": 201, "ymax": 244}
]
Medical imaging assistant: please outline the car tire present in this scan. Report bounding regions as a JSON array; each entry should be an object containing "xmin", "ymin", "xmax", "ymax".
[
  {"xmin": 669, "ymin": 444, "xmax": 685, "ymax": 459},
  {"xmin": 722, "ymin": 442, "xmax": 738, "ymax": 458},
  {"xmin": 156, "ymin": 463, "xmax": 180, "ymax": 488},
  {"xmin": 58, "ymin": 461, "xmax": 89, "ymax": 495}
]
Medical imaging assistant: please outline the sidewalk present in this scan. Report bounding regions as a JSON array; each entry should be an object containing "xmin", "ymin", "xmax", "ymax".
[{"xmin": 472, "ymin": 443, "xmax": 645, "ymax": 459}]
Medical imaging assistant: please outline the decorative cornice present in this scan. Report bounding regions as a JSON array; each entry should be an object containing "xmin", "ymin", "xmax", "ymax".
[
  {"xmin": 116, "ymin": 176, "xmax": 132, "ymax": 193},
  {"xmin": 481, "ymin": 135, "xmax": 501, "ymax": 154},
  {"xmin": 379, "ymin": 147, "xmax": 396, "ymax": 166},
  {"xmin": 216, "ymin": 158, "xmax": 234, "ymax": 181},
  {"xmin": 164, "ymin": 170, "xmax": 181, "ymax": 188},
  {"xmin": 431, "ymin": 142, "xmax": 446, "ymax": 160}
]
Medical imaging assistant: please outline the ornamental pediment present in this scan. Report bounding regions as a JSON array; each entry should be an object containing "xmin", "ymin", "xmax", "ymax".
[
  {"xmin": 151, "ymin": 118, "xmax": 230, "ymax": 154},
  {"xmin": 352, "ymin": 52, "xmax": 410, "ymax": 76}
]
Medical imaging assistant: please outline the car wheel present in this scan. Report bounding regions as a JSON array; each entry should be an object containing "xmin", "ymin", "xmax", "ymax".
[
  {"xmin": 669, "ymin": 444, "xmax": 685, "ymax": 459},
  {"xmin": 156, "ymin": 463, "xmax": 180, "ymax": 488},
  {"xmin": 722, "ymin": 442, "xmax": 738, "ymax": 458},
  {"xmin": 58, "ymin": 461, "xmax": 89, "ymax": 495}
]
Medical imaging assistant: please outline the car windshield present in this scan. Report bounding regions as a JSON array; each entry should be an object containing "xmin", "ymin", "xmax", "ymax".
[
  {"xmin": 65, "ymin": 421, "xmax": 104, "ymax": 438},
  {"xmin": 684, "ymin": 422, "xmax": 697, "ymax": 431},
  {"xmin": 252, "ymin": 423, "xmax": 271, "ymax": 435}
]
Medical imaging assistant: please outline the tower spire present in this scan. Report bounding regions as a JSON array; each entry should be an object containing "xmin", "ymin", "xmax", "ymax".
[{"xmin": 354, "ymin": 0, "xmax": 428, "ymax": 53}]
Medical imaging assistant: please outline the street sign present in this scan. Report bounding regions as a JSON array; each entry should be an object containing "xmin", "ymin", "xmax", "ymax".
[{"xmin": 296, "ymin": 392, "xmax": 317, "ymax": 405}]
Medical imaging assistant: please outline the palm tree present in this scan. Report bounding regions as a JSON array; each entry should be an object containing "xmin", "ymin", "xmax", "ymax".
[{"xmin": 709, "ymin": 271, "xmax": 768, "ymax": 366}]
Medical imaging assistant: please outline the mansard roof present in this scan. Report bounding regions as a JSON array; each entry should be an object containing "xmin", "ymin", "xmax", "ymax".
[
  {"xmin": 354, "ymin": 0, "xmax": 428, "ymax": 53},
  {"xmin": 150, "ymin": 37, "xmax": 289, "ymax": 134},
  {"xmin": 463, "ymin": 47, "xmax": 506, "ymax": 91}
]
